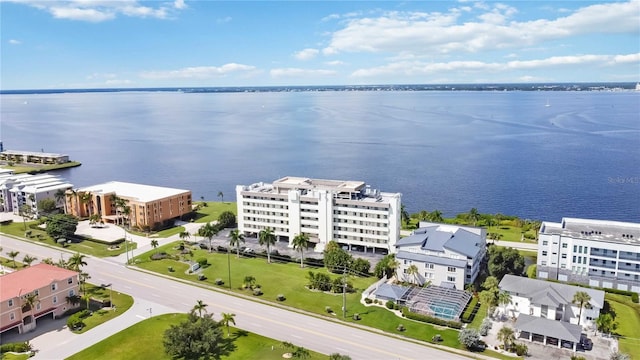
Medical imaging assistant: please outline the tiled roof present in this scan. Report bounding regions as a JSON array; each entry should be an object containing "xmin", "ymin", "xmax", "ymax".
[
  {"xmin": 0, "ymin": 264, "xmax": 78, "ymax": 301},
  {"xmin": 515, "ymin": 314, "xmax": 582, "ymax": 343},
  {"xmin": 396, "ymin": 225, "xmax": 483, "ymax": 258}
]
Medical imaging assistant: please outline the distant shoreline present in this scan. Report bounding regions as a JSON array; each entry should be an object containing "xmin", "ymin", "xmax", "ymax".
[
  {"xmin": 1, "ymin": 82, "xmax": 638, "ymax": 95},
  {"xmin": 0, "ymin": 161, "xmax": 81, "ymax": 174}
]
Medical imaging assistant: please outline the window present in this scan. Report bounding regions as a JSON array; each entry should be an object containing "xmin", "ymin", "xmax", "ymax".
[
  {"xmin": 561, "ymin": 254, "xmax": 567, "ymax": 259},
  {"xmin": 53, "ymin": 296, "xmax": 57, "ymax": 304},
  {"xmin": 573, "ymin": 245, "xmax": 577, "ymax": 252},
  {"xmin": 10, "ymin": 312, "xmax": 15, "ymax": 321},
  {"xmin": 36, "ymin": 303, "xmax": 41, "ymax": 311},
  {"xmin": 541, "ymin": 261, "xmax": 547, "ymax": 266},
  {"xmin": 51, "ymin": 283, "xmax": 57, "ymax": 291},
  {"xmin": 543, "ymin": 241, "xmax": 548, "ymax": 246},
  {"xmin": 68, "ymin": 278, "xmax": 73, "ymax": 284},
  {"xmin": 447, "ymin": 276, "xmax": 456, "ymax": 282},
  {"xmin": 579, "ymin": 246, "xmax": 583, "ymax": 253},
  {"xmin": 562, "ymin": 243, "xmax": 568, "ymax": 248},
  {"xmin": 69, "ymin": 290, "xmax": 75, "ymax": 297},
  {"xmin": 425, "ymin": 263, "xmax": 434, "ymax": 269},
  {"xmin": 542, "ymin": 251, "xmax": 548, "ymax": 256},
  {"xmin": 8, "ymin": 299, "xmax": 13, "ymax": 307},
  {"xmin": 447, "ymin": 267, "xmax": 456, "ymax": 272}
]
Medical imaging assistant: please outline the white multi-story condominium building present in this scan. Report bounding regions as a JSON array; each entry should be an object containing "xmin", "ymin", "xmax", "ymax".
[
  {"xmin": 0, "ymin": 264, "xmax": 80, "ymax": 335},
  {"xmin": 499, "ymin": 274, "xmax": 604, "ymax": 351},
  {"xmin": 395, "ymin": 222, "xmax": 486, "ymax": 289},
  {"xmin": 537, "ymin": 217, "xmax": 640, "ymax": 293},
  {"xmin": 236, "ymin": 176, "xmax": 401, "ymax": 252},
  {"xmin": 0, "ymin": 173, "xmax": 73, "ymax": 217}
]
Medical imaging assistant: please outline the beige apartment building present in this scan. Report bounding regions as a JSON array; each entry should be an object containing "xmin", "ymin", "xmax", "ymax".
[
  {"xmin": 0, "ymin": 264, "xmax": 80, "ymax": 335},
  {"xmin": 66, "ymin": 181, "xmax": 192, "ymax": 229}
]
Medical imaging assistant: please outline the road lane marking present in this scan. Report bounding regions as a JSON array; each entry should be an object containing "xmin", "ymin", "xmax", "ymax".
[{"xmin": 136, "ymin": 315, "xmax": 146, "ymax": 319}]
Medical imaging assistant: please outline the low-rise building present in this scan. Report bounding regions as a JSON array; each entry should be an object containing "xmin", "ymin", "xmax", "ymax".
[
  {"xmin": 395, "ymin": 222, "xmax": 486, "ymax": 289},
  {"xmin": 499, "ymin": 274, "xmax": 604, "ymax": 350},
  {"xmin": 0, "ymin": 264, "xmax": 80, "ymax": 334},
  {"xmin": 0, "ymin": 150, "xmax": 70, "ymax": 165},
  {"xmin": 236, "ymin": 176, "xmax": 401, "ymax": 252},
  {"xmin": 66, "ymin": 181, "xmax": 192, "ymax": 229},
  {"xmin": 536, "ymin": 217, "xmax": 640, "ymax": 293},
  {"xmin": 0, "ymin": 173, "xmax": 72, "ymax": 217}
]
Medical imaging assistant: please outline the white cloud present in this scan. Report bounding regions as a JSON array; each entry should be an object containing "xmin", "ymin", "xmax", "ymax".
[
  {"xmin": 7, "ymin": 0, "xmax": 185, "ymax": 22},
  {"xmin": 270, "ymin": 68, "xmax": 337, "ymax": 78},
  {"xmin": 174, "ymin": 0, "xmax": 187, "ymax": 10},
  {"xmin": 8, "ymin": 39, "xmax": 22, "ymax": 45},
  {"xmin": 350, "ymin": 53, "xmax": 640, "ymax": 78},
  {"xmin": 140, "ymin": 63, "xmax": 257, "ymax": 79},
  {"xmin": 325, "ymin": 60, "xmax": 345, "ymax": 66},
  {"xmin": 323, "ymin": 1, "xmax": 639, "ymax": 56},
  {"xmin": 293, "ymin": 48, "xmax": 319, "ymax": 61},
  {"xmin": 105, "ymin": 79, "xmax": 132, "ymax": 86}
]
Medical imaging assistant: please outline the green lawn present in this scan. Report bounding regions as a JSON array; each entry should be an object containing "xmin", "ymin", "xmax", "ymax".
[
  {"xmin": 1, "ymin": 161, "xmax": 81, "ymax": 174},
  {"xmin": 72, "ymin": 284, "xmax": 134, "ymax": 334},
  {"xmin": 606, "ymin": 294, "xmax": 640, "ymax": 359},
  {"xmin": 1, "ymin": 353, "xmax": 31, "ymax": 360},
  {"xmin": 133, "ymin": 242, "xmax": 478, "ymax": 352},
  {"xmin": 1, "ymin": 256, "xmax": 24, "ymax": 269},
  {"xmin": 66, "ymin": 313, "xmax": 326, "ymax": 360},
  {"xmin": 193, "ymin": 202, "xmax": 237, "ymax": 223},
  {"xmin": 0, "ymin": 220, "xmax": 136, "ymax": 258},
  {"xmin": 155, "ymin": 226, "xmax": 186, "ymax": 238}
]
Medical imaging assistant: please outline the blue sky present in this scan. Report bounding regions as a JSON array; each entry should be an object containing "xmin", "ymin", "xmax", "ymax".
[{"xmin": 1, "ymin": 0, "xmax": 638, "ymax": 89}]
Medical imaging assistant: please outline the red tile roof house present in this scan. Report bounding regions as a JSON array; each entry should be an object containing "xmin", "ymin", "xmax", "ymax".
[{"xmin": 1, "ymin": 263, "xmax": 80, "ymax": 334}]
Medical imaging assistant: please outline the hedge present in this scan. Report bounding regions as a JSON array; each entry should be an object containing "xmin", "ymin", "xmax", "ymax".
[
  {"xmin": 0, "ymin": 342, "xmax": 31, "ymax": 353},
  {"xmin": 401, "ymin": 307, "xmax": 463, "ymax": 329}
]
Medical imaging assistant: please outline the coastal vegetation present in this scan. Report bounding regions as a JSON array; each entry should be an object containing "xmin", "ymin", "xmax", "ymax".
[
  {"xmin": 0, "ymin": 161, "xmax": 81, "ymax": 174},
  {"xmin": 405, "ymin": 209, "xmax": 540, "ymax": 242}
]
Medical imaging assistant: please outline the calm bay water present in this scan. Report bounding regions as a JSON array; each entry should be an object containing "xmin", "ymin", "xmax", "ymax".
[{"xmin": 1, "ymin": 90, "xmax": 639, "ymax": 222}]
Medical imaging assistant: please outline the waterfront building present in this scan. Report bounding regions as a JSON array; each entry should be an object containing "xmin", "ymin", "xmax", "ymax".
[
  {"xmin": 395, "ymin": 222, "xmax": 486, "ymax": 289},
  {"xmin": 499, "ymin": 274, "xmax": 604, "ymax": 351},
  {"xmin": 0, "ymin": 150, "xmax": 70, "ymax": 165},
  {"xmin": 236, "ymin": 176, "xmax": 401, "ymax": 252},
  {"xmin": 66, "ymin": 181, "xmax": 192, "ymax": 229},
  {"xmin": 0, "ymin": 173, "xmax": 72, "ymax": 217},
  {"xmin": 536, "ymin": 217, "xmax": 640, "ymax": 293},
  {"xmin": 0, "ymin": 264, "xmax": 80, "ymax": 335}
]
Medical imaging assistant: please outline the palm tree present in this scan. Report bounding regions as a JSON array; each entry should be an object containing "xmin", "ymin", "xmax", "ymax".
[
  {"xmin": 292, "ymin": 233, "xmax": 309, "ymax": 268},
  {"xmin": 22, "ymin": 254, "xmax": 37, "ymax": 267},
  {"xmin": 69, "ymin": 189, "xmax": 80, "ymax": 217},
  {"xmin": 19, "ymin": 204, "xmax": 32, "ymax": 230},
  {"xmin": 23, "ymin": 292, "xmax": 40, "ymax": 331},
  {"xmin": 198, "ymin": 222, "xmax": 218, "ymax": 253},
  {"xmin": 400, "ymin": 204, "xmax": 410, "ymax": 226},
  {"xmin": 192, "ymin": 300, "xmax": 208, "ymax": 317},
  {"xmin": 121, "ymin": 205, "xmax": 131, "ymax": 229},
  {"xmin": 406, "ymin": 264, "xmax": 419, "ymax": 284},
  {"xmin": 468, "ymin": 208, "xmax": 480, "ymax": 226},
  {"xmin": 217, "ymin": 191, "xmax": 224, "ymax": 202},
  {"xmin": 497, "ymin": 326, "xmax": 515, "ymax": 351},
  {"xmin": 429, "ymin": 209, "xmax": 444, "ymax": 223},
  {"xmin": 67, "ymin": 253, "xmax": 87, "ymax": 272},
  {"xmin": 572, "ymin": 291, "xmax": 592, "ymax": 325},
  {"xmin": 55, "ymin": 189, "xmax": 67, "ymax": 214},
  {"xmin": 179, "ymin": 231, "xmax": 191, "ymax": 243},
  {"xmin": 220, "ymin": 312, "xmax": 236, "ymax": 337},
  {"xmin": 150, "ymin": 239, "xmax": 159, "ymax": 253},
  {"xmin": 258, "ymin": 227, "xmax": 277, "ymax": 263},
  {"xmin": 7, "ymin": 251, "xmax": 19, "ymax": 267},
  {"xmin": 292, "ymin": 347, "xmax": 310, "ymax": 359},
  {"xmin": 479, "ymin": 290, "xmax": 497, "ymax": 316},
  {"xmin": 498, "ymin": 291, "xmax": 512, "ymax": 316},
  {"xmin": 388, "ymin": 257, "xmax": 400, "ymax": 279},
  {"xmin": 229, "ymin": 229, "xmax": 245, "ymax": 258},
  {"xmin": 417, "ymin": 210, "xmax": 429, "ymax": 221},
  {"xmin": 80, "ymin": 192, "xmax": 92, "ymax": 217}
]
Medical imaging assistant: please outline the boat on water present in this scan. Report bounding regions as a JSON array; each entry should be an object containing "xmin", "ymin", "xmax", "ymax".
[{"xmin": 635, "ymin": 82, "xmax": 640, "ymax": 91}]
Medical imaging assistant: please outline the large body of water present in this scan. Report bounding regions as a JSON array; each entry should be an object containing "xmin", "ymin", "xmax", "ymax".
[{"xmin": 1, "ymin": 89, "xmax": 639, "ymax": 222}]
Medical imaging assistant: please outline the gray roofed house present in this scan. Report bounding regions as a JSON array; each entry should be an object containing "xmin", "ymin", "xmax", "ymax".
[
  {"xmin": 395, "ymin": 223, "xmax": 486, "ymax": 289},
  {"xmin": 499, "ymin": 274, "xmax": 604, "ymax": 350},
  {"xmin": 373, "ymin": 283, "xmax": 411, "ymax": 302}
]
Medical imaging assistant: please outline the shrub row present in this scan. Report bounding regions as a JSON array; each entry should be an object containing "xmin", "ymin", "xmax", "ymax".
[
  {"xmin": 401, "ymin": 307, "xmax": 463, "ymax": 329},
  {"xmin": 67, "ymin": 309, "xmax": 90, "ymax": 330},
  {"xmin": 461, "ymin": 296, "xmax": 479, "ymax": 323},
  {"xmin": 0, "ymin": 342, "xmax": 31, "ymax": 353}
]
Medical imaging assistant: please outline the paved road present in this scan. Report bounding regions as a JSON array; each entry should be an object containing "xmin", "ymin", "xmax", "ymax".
[
  {"xmin": 491, "ymin": 239, "xmax": 538, "ymax": 251},
  {"xmin": 0, "ymin": 235, "xmax": 477, "ymax": 360}
]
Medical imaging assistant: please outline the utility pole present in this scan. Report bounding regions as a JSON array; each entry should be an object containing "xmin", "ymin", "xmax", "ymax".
[
  {"xmin": 342, "ymin": 266, "xmax": 347, "ymax": 319},
  {"xmin": 227, "ymin": 246, "xmax": 232, "ymax": 290},
  {"xmin": 124, "ymin": 228, "xmax": 129, "ymax": 265}
]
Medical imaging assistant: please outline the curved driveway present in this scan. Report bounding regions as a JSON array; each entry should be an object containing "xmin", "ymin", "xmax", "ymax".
[{"xmin": 1, "ymin": 235, "xmax": 477, "ymax": 360}]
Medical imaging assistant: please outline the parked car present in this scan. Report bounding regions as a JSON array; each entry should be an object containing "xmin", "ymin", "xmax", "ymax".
[{"xmin": 580, "ymin": 338, "xmax": 593, "ymax": 351}]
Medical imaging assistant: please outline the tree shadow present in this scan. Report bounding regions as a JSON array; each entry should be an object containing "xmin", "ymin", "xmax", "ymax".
[{"xmin": 232, "ymin": 329, "xmax": 249, "ymax": 339}]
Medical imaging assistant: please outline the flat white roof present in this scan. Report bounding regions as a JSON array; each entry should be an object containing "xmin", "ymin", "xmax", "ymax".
[
  {"xmin": 1, "ymin": 150, "xmax": 68, "ymax": 157},
  {"xmin": 79, "ymin": 181, "xmax": 190, "ymax": 203},
  {"xmin": 541, "ymin": 217, "xmax": 640, "ymax": 246}
]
